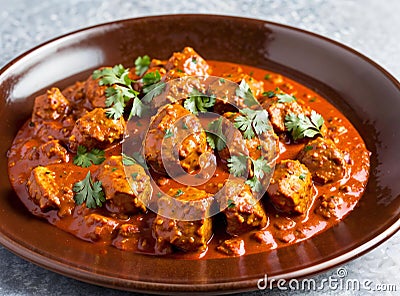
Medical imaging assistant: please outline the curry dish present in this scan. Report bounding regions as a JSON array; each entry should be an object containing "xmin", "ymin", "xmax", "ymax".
[{"xmin": 7, "ymin": 47, "xmax": 370, "ymax": 258}]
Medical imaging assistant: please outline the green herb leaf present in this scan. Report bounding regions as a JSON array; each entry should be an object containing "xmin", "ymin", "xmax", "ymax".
[
  {"xmin": 251, "ymin": 157, "xmax": 271, "ymax": 180},
  {"xmin": 93, "ymin": 64, "xmax": 129, "ymax": 86},
  {"xmin": 73, "ymin": 146, "xmax": 105, "ymax": 168},
  {"xmin": 128, "ymin": 97, "xmax": 148, "ymax": 120},
  {"xmin": 122, "ymin": 153, "xmax": 137, "ymax": 166},
  {"xmin": 228, "ymin": 154, "xmax": 271, "ymax": 192},
  {"xmin": 175, "ymin": 189, "xmax": 184, "ymax": 197},
  {"xmin": 183, "ymin": 88, "xmax": 216, "ymax": 115},
  {"xmin": 206, "ymin": 117, "xmax": 227, "ymax": 151},
  {"xmin": 264, "ymin": 74, "xmax": 271, "ymax": 80},
  {"xmin": 304, "ymin": 145, "xmax": 313, "ymax": 151},
  {"xmin": 245, "ymin": 176, "xmax": 263, "ymax": 193},
  {"xmin": 132, "ymin": 152, "xmax": 146, "ymax": 168},
  {"xmin": 227, "ymin": 199, "xmax": 236, "ymax": 209},
  {"xmin": 73, "ymin": 171, "xmax": 105, "ymax": 208},
  {"xmin": 227, "ymin": 154, "xmax": 248, "ymax": 177},
  {"xmin": 299, "ymin": 174, "xmax": 306, "ymax": 180},
  {"xmin": 276, "ymin": 93, "xmax": 296, "ymax": 103},
  {"xmin": 284, "ymin": 110, "xmax": 324, "ymax": 140},
  {"xmin": 134, "ymin": 55, "xmax": 151, "ymax": 76},
  {"xmin": 93, "ymin": 65, "xmax": 141, "ymax": 119},
  {"xmin": 164, "ymin": 128, "xmax": 174, "ymax": 138},
  {"xmin": 234, "ymin": 108, "xmax": 270, "ymax": 139},
  {"xmin": 236, "ymin": 79, "xmax": 258, "ymax": 107},
  {"xmin": 263, "ymin": 90, "xmax": 275, "ymax": 98},
  {"xmin": 142, "ymin": 71, "xmax": 161, "ymax": 92},
  {"xmin": 141, "ymin": 70, "xmax": 165, "ymax": 103}
]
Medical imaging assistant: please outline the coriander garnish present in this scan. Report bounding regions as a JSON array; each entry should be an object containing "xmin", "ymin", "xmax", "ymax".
[
  {"xmin": 285, "ymin": 110, "xmax": 324, "ymax": 140},
  {"xmin": 73, "ymin": 145, "xmax": 105, "ymax": 168},
  {"xmin": 73, "ymin": 171, "xmax": 105, "ymax": 209},
  {"xmin": 234, "ymin": 108, "xmax": 270, "ymax": 139}
]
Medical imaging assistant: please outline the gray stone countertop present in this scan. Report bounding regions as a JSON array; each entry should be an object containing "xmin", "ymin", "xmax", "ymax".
[{"xmin": 0, "ymin": 0, "xmax": 399, "ymax": 295}]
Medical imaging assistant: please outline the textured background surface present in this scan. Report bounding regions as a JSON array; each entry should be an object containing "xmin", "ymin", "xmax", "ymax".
[{"xmin": 0, "ymin": 0, "xmax": 399, "ymax": 295}]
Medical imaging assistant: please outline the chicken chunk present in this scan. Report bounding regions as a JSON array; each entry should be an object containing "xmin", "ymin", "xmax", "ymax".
[
  {"xmin": 164, "ymin": 47, "xmax": 211, "ymax": 80},
  {"xmin": 24, "ymin": 140, "xmax": 69, "ymax": 166},
  {"xmin": 144, "ymin": 103, "xmax": 208, "ymax": 175},
  {"xmin": 220, "ymin": 180, "xmax": 268, "ymax": 235},
  {"xmin": 96, "ymin": 156, "xmax": 150, "ymax": 215},
  {"xmin": 153, "ymin": 187, "xmax": 213, "ymax": 253},
  {"xmin": 83, "ymin": 72, "xmax": 107, "ymax": 108},
  {"xmin": 32, "ymin": 87, "xmax": 70, "ymax": 123},
  {"xmin": 219, "ymin": 111, "xmax": 279, "ymax": 165},
  {"xmin": 267, "ymin": 160, "xmax": 313, "ymax": 214},
  {"xmin": 216, "ymin": 238, "xmax": 245, "ymax": 256},
  {"xmin": 297, "ymin": 137, "xmax": 348, "ymax": 184},
  {"xmin": 83, "ymin": 213, "xmax": 119, "ymax": 242},
  {"xmin": 69, "ymin": 108, "xmax": 126, "ymax": 151},
  {"xmin": 261, "ymin": 97, "xmax": 309, "ymax": 133},
  {"xmin": 213, "ymin": 67, "xmax": 264, "ymax": 113},
  {"xmin": 27, "ymin": 166, "xmax": 75, "ymax": 217}
]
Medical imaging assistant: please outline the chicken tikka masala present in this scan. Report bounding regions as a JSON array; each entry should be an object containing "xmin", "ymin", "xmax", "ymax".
[{"xmin": 7, "ymin": 47, "xmax": 370, "ymax": 258}]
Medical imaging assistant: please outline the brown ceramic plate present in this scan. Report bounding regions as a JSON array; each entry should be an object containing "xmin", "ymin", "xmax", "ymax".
[{"xmin": 0, "ymin": 15, "xmax": 399, "ymax": 294}]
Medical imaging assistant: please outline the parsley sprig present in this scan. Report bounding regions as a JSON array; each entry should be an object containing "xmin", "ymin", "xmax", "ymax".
[
  {"xmin": 73, "ymin": 171, "xmax": 105, "ymax": 208},
  {"xmin": 73, "ymin": 145, "xmax": 105, "ymax": 168},
  {"xmin": 93, "ymin": 65, "xmax": 142, "ymax": 120},
  {"xmin": 134, "ymin": 55, "xmax": 151, "ymax": 76},
  {"xmin": 285, "ymin": 110, "xmax": 324, "ymax": 140},
  {"xmin": 227, "ymin": 154, "xmax": 272, "ymax": 192},
  {"xmin": 184, "ymin": 89, "xmax": 216, "ymax": 115},
  {"xmin": 234, "ymin": 108, "xmax": 270, "ymax": 139}
]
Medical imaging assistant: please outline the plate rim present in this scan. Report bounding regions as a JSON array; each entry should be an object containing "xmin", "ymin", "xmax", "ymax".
[{"xmin": 1, "ymin": 14, "xmax": 399, "ymax": 294}]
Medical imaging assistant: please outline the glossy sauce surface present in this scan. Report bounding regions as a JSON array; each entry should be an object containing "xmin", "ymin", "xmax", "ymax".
[{"xmin": 7, "ymin": 60, "xmax": 370, "ymax": 259}]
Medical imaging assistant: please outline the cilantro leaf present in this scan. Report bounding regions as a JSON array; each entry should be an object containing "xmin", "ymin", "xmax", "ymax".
[
  {"xmin": 234, "ymin": 108, "xmax": 270, "ymax": 139},
  {"xmin": 73, "ymin": 145, "xmax": 105, "ymax": 168},
  {"xmin": 141, "ymin": 70, "xmax": 165, "ymax": 103},
  {"xmin": 284, "ymin": 110, "xmax": 324, "ymax": 140},
  {"xmin": 128, "ymin": 97, "xmax": 148, "ymax": 120},
  {"xmin": 93, "ymin": 65, "xmax": 141, "ymax": 119},
  {"xmin": 142, "ymin": 71, "xmax": 161, "ymax": 92},
  {"xmin": 206, "ymin": 117, "xmax": 226, "ymax": 151},
  {"xmin": 93, "ymin": 64, "xmax": 129, "ymax": 86},
  {"xmin": 183, "ymin": 88, "xmax": 216, "ymax": 115},
  {"xmin": 227, "ymin": 154, "xmax": 248, "ymax": 177},
  {"xmin": 122, "ymin": 153, "xmax": 137, "ymax": 166},
  {"xmin": 227, "ymin": 199, "xmax": 236, "ymax": 209},
  {"xmin": 132, "ymin": 151, "xmax": 147, "ymax": 168},
  {"xmin": 236, "ymin": 79, "xmax": 258, "ymax": 107},
  {"xmin": 227, "ymin": 154, "xmax": 271, "ymax": 192},
  {"xmin": 245, "ymin": 177, "xmax": 263, "ymax": 193},
  {"xmin": 263, "ymin": 90, "xmax": 275, "ymax": 98},
  {"xmin": 73, "ymin": 171, "xmax": 105, "ymax": 209},
  {"xmin": 245, "ymin": 157, "xmax": 271, "ymax": 192},
  {"xmin": 134, "ymin": 55, "xmax": 151, "ymax": 76},
  {"xmin": 175, "ymin": 189, "xmax": 184, "ymax": 197},
  {"xmin": 164, "ymin": 128, "xmax": 174, "ymax": 138},
  {"xmin": 251, "ymin": 157, "xmax": 272, "ymax": 179},
  {"xmin": 276, "ymin": 93, "xmax": 296, "ymax": 103},
  {"xmin": 122, "ymin": 152, "xmax": 147, "ymax": 168}
]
